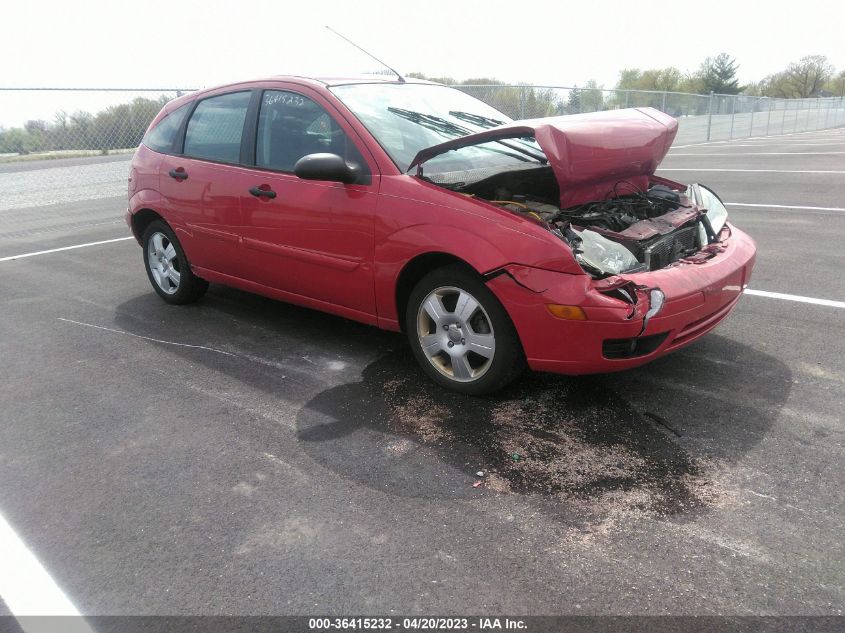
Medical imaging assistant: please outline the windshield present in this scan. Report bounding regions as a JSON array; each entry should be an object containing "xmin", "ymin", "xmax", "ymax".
[{"xmin": 330, "ymin": 83, "xmax": 545, "ymax": 173}]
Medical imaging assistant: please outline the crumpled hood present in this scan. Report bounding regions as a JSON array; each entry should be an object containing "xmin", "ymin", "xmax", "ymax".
[{"xmin": 408, "ymin": 107, "xmax": 679, "ymax": 209}]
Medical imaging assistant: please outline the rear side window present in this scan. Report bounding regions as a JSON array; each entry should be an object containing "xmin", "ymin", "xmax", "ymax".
[
  {"xmin": 183, "ymin": 92, "xmax": 251, "ymax": 163},
  {"xmin": 143, "ymin": 103, "xmax": 190, "ymax": 153}
]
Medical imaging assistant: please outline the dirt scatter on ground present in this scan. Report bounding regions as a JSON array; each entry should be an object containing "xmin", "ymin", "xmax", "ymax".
[{"xmin": 297, "ymin": 348, "xmax": 735, "ymax": 524}]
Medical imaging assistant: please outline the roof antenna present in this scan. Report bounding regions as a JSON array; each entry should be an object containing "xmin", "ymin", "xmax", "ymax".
[{"xmin": 325, "ymin": 25, "xmax": 405, "ymax": 83}]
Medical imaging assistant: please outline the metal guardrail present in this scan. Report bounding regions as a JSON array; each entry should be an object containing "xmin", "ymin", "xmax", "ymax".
[{"xmin": 1, "ymin": 86, "xmax": 844, "ymax": 163}]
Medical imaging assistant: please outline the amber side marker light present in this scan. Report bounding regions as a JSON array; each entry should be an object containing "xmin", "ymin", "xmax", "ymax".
[{"xmin": 545, "ymin": 304, "xmax": 588, "ymax": 320}]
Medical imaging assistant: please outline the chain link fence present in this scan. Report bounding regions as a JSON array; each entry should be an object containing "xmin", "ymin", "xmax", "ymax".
[
  {"xmin": 1, "ymin": 85, "xmax": 844, "ymax": 165},
  {"xmin": 0, "ymin": 89, "xmax": 195, "ymax": 212},
  {"xmin": 458, "ymin": 85, "xmax": 845, "ymax": 145},
  {"xmin": 0, "ymin": 88, "xmax": 193, "ymax": 163}
]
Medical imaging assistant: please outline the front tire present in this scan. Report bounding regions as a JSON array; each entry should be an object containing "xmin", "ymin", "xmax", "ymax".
[
  {"xmin": 142, "ymin": 220, "xmax": 208, "ymax": 304},
  {"xmin": 406, "ymin": 265, "xmax": 525, "ymax": 395}
]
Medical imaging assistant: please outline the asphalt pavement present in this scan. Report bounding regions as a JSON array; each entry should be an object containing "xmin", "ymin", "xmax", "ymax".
[{"xmin": 0, "ymin": 128, "xmax": 843, "ymax": 617}]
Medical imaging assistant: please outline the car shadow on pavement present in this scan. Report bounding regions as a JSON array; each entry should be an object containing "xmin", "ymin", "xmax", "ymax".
[
  {"xmin": 112, "ymin": 287, "xmax": 792, "ymax": 525},
  {"xmin": 295, "ymin": 335, "xmax": 792, "ymax": 524},
  {"xmin": 113, "ymin": 286, "xmax": 399, "ymax": 400}
]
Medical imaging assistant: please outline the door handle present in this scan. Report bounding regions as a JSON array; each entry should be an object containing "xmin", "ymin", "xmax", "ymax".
[
  {"xmin": 168, "ymin": 168, "xmax": 188, "ymax": 180},
  {"xmin": 249, "ymin": 186, "xmax": 277, "ymax": 199}
]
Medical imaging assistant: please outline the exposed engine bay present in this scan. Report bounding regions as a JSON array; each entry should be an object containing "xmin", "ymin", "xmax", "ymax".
[
  {"xmin": 411, "ymin": 108, "xmax": 731, "ymax": 278},
  {"xmin": 429, "ymin": 166, "xmax": 729, "ymax": 277}
]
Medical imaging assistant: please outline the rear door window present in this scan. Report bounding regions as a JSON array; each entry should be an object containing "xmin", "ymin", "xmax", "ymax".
[
  {"xmin": 143, "ymin": 103, "xmax": 190, "ymax": 153},
  {"xmin": 183, "ymin": 92, "xmax": 251, "ymax": 163}
]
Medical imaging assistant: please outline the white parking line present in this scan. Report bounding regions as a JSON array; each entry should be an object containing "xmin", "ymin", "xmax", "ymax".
[
  {"xmin": 745, "ymin": 289, "xmax": 845, "ymax": 309},
  {"xmin": 0, "ymin": 510, "xmax": 94, "ymax": 631},
  {"xmin": 659, "ymin": 168, "xmax": 845, "ymax": 174},
  {"xmin": 726, "ymin": 202, "xmax": 845, "ymax": 213},
  {"xmin": 668, "ymin": 152, "xmax": 845, "ymax": 156},
  {"xmin": 672, "ymin": 143, "xmax": 845, "ymax": 149},
  {"xmin": 671, "ymin": 133, "xmax": 845, "ymax": 148},
  {"xmin": 0, "ymin": 236, "xmax": 133, "ymax": 262},
  {"xmin": 1, "ymin": 225, "xmax": 842, "ymax": 312}
]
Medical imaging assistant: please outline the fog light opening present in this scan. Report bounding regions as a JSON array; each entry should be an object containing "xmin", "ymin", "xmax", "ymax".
[
  {"xmin": 646, "ymin": 289, "xmax": 665, "ymax": 320},
  {"xmin": 641, "ymin": 288, "xmax": 665, "ymax": 333}
]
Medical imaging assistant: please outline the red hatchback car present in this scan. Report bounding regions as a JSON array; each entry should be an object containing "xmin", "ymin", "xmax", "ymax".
[{"xmin": 127, "ymin": 76, "xmax": 756, "ymax": 394}]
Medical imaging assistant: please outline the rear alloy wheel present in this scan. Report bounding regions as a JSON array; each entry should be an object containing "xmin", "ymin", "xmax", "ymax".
[
  {"xmin": 406, "ymin": 266, "xmax": 524, "ymax": 395},
  {"xmin": 142, "ymin": 220, "xmax": 208, "ymax": 304}
]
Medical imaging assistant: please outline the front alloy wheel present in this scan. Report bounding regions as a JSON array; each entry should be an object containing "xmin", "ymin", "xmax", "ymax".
[
  {"xmin": 417, "ymin": 286, "xmax": 496, "ymax": 382},
  {"xmin": 406, "ymin": 265, "xmax": 525, "ymax": 395}
]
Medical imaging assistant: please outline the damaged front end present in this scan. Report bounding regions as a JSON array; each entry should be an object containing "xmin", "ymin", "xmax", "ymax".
[
  {"xmin": 410, "ymin": 107, "xmax": 753, "ymax": 370},
  {"xmin": 554, "ymin": 180, "xmax": 730, "ymax": 277},
  {"xmin": 408, "ymin": 107, "xmax": 731, "ymax": 279}
]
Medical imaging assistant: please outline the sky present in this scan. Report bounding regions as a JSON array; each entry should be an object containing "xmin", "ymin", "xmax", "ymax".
[{"xmin": 1, "ymin": 0, "xmax": 843, "ymax": 126}]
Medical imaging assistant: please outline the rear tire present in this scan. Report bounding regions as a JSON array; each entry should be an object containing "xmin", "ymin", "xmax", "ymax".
[
  {"xmin": 405, "ymin": 265, "xmax": 525, "ymax": 395},
  {"xmin": 142, "ymin": 220, "xmax": 208, "ymax": 304}
]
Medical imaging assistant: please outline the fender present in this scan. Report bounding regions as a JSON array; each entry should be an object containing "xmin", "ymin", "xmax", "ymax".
[
  {"xmin": 127, "ymin": 189, "xmax": 199, "ymax": 265},
  {"xmin": 374, "ymin": 223, "xmax": 508, "ymax": 329},
  {"xmin": 128, "ymin": 189, "xmax": 165, "ymax": 218}
]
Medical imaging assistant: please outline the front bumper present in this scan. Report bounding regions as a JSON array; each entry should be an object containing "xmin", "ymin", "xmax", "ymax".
[{"xmin": 487, "ymin": 223, "xmax": 756, "ymax": 375}]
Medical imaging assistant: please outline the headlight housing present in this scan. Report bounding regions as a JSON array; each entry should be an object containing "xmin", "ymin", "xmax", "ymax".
[
  {"xmin": 695, "ymin": 184, "xmax": 729, "ymax": 235},
  {"xmin": 574, "ymin": 229, "xmax": 643, "ymax": 275}
]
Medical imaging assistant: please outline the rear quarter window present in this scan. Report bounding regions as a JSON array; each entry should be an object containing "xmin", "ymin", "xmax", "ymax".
[{"xmin": 143, "ymin": 103, "xmax": 190, "ymax": 153}]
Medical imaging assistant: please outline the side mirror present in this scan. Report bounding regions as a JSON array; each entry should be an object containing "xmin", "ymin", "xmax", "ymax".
[{"xmin": 294, "ymin": 153, "xmax": 361, "ymax": 184}]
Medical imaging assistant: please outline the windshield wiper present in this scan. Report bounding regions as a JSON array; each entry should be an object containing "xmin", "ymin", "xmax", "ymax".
[
  {"xmin": 449, "ymin": 111, "xmax": 548, "ymax": 164},
  {"xmin": 388, "ymin": 107, "xmax": 548, "ymax": 166},
  {"xmin": 388, "ymin": 107, "xmax": 474, "ymax": 138},
  {"xmin": 448, "ymin": 110, "xmax": 507, "ymax": 129}
]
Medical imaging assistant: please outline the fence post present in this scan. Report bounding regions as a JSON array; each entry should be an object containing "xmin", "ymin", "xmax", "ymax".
[
  {"xmin": 625, "ymin": 91, "xmax": 629, "ymax": 108},
  {"xmin": 804, "ymin": 99, "xmax": 812, "ymax": 131},
  {"xmin": 780, "ymin": 100, "xmax": 786, "ymax": 135},
  {"xmin": 748, "ymin": 98, "xmax": 755, "ymax": 137},
  {"xmin": 765, "ymin": 98, "xmax": 772, "ymax": 136},
  {"xmin": 729, "ymin": 95, "xmax": 736, "ymax": 139},
  {"xmin": 706, "ymin": 92, "xmax": 714, "ymax": 141},
  {"xmin": 519, "ymin": 86, "xmax": 526, "ymax": 119},
  {"xmin": 661, "ymin": 91, "xmax": 667, "ymax": 113}
]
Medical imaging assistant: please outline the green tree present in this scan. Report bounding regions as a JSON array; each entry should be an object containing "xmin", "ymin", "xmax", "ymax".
[
  {"xmin": 23, "ymin": 120, "xmax": 48, "ymax": 152},
  {"xmin": 522, "ymin": 85, "xmax": 559, "ymax": 118},
  {"xmin": 580, "ymin": 79, "xmax": 605, "ymax": 112},
  {"xmin": 0, "ymin": 128, "xmax": 34, "ymax": 154},
  {"xmin": 407, "ymin": 72, "xmax": 457, "ymax": 85},
  {"xmin": 760, "ymin": 55, "xmax": 834, "ymax": 98},
  {"xmin": 407, "ymin": 73, "xmax": 561, "ymax": 120},
  {"xmin": 825, "ymin": 70, "xmax": 845, "ymax": 97},
  {"xmin": 616, "ymin": 67, "xmax": 683, "ymax": 92},
  {"xmin": 699, "ymin": 53, "xmax": 743, "ymax": 94},
  {"xmin": 566, "ymin": 86, "xmax": 581, "ymax": 114},
  {"xmin": 612, "ymin": 67, "xmax": 685, "ymax": 110}
]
